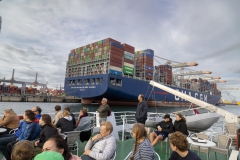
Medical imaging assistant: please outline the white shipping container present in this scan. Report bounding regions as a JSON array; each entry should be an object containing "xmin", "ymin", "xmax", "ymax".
[
  {"xmin": 109, "ymin": 66, "xmax": 122, "ymax": 72},
  {"xmin": 81, "ymin": 53, "xmax": 84, "ymax": 56},
  {"xmin": 124, "ymin": 51, "xmax": 134, "ymax": 57},
  {"xmin": 123, "ymin": 62, "xmax": 134, "ymax": 68}
]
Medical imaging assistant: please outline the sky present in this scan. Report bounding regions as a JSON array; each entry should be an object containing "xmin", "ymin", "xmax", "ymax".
[{"xmin": 0, "ymin": 0, "xmax": 239, "ymax": 101}]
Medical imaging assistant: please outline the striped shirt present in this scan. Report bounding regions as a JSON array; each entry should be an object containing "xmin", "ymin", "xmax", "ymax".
[{"xmin": 130, "ymin": 138, "xmax": 156, "ymax": 160}]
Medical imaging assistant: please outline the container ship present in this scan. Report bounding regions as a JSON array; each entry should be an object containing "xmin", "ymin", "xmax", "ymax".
[{"xmin": 64, "ymin": 38, "xmax": 221, "ymax": 106}]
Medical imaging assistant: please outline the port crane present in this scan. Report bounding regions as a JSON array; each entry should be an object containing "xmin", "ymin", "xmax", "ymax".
[{"xmin": 0, "ymin": 69, "xmax": 47, "ymax": 94}]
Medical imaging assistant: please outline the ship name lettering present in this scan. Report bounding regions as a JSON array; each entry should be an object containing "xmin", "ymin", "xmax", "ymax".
[
  {"xmin": 200, "ymin": 94, "xmax": 203, "ymax": 101},
  {"xmin": 204, "ymin": 95, "xmax": 207, "ymax": 102},
  {"xmin": 195, "ymin": 93, "xmax": 198, "ymax": 98},
  {"xmin": 181, "ymin": 90, "xmax": 187, "ymax": 101}
]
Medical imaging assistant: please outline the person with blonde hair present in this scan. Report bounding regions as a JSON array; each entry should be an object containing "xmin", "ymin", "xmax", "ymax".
[
  {"xmin": 82, "ymin": 121, "xmax": 116, "ymax": 160},
  {"xmin": 0, "ymin": 109, "xmax": 20, "ymax": 134},
  {"xmin": 130, "ymin": 123, "xmax": 155, "ymax": 160},
  {"xmin": 11, "ymin": 140, "xmax": 34, "ymax": 160},
  {"xmin": 56, "ymin": 110, "xmax": 74, "ymax": 133},
  {"xmin": 75, "ymin": 107, "xmax": 91, "ymax": 142},
  {"xmin": 169, "ymin": 131, "xmax": 200, "ymax": 160},
  {"xmin": 173, "ymin": 113, "xmax": 188, "ymax": 136}
]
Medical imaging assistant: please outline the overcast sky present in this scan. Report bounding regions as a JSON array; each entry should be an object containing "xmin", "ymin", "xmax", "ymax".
[{"xmin": 0, "ymin": 0, "xmax": 239, "ymax": 101}]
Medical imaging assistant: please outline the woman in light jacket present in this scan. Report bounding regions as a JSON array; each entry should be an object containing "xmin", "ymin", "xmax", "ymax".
[
  {"xmin": 0, "ymin": 109, "xmax": 20, "ymax": 134},
  {"xmin": 75, "ymin": 107, "xmax": 91, "ymax": 142}
]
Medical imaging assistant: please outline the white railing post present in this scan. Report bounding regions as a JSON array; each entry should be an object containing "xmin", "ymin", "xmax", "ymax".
[{"xmin": 121, "ymin": 115, "xmax": 125, "ymax": 141}]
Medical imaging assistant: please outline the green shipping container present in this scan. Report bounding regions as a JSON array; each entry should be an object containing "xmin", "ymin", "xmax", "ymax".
[
  {"xmin": 123, "ymin": 66, "xmax": 134, "ymax": 71},
  {"xmin": 123, "ymin": 70, "xmax": 134, "ymax": 75},
  {"xmin": 102, "ymin": 54, "xmax": 106, "ymax": 58},
  {"xmin": 124, "ymin": 55, "xmax": 134, "ymax": 61},
  {"xmin": 123, "ymin": 66, "xmax": 134, "ymax": 75}
]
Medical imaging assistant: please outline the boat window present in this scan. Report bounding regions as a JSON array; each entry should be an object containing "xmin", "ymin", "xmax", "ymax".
[
  {"xmin": 116, "ymin": 79, "xmax": 122, "ymax": 86},
  {"xmin": 84, "ymin": 79, "xmax": 90, "ymax": 85},
  {"xmin": 91, "ymin": 78, "xmax": 95, "ymax": 85},
  {"xmin": 71, "ymin": 80, "xmax": 75, "ymax": 85},
  {"xmin": 77, "ymin": 79, "xmax": 82, "ymax": 85},
  {"xmin": 100, "ymin": 77, "xmax": 103, "ymax": 84},
  {"xmin": 96, "ymin": 78, "xmax": 100, "ymax": 85},
  {"xmin": 110, "ymin": 78, "xmax": 116, "ymax": 85}
]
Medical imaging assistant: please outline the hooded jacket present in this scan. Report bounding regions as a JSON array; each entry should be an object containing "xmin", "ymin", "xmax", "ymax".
[
  {"xmin": 173, "ymin": 119, "xmax": 189, "ymax": 136},
  {"xmin": 56, "ymin": 116, "xmax": 74, "ymax": 133},
  {"xmin": 155, "ymin": 119, "xmax": 173, "ymax": 134}
]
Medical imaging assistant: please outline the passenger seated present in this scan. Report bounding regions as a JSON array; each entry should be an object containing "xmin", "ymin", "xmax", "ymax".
[
  {"xmin": 0, "ymin": 109, "xmax": 20, "ymax": 134},
  {"xmin": 168, "ymin": 131, "xmax": 200, "ymax": 160},
  {"xmin": 1, "ymin": 110, "xmax": 40, "ymax": 160},
  {"xmin": 82, "ymin": 121, "xmax": 116, "ymax": 160},
  {"xmin": 42, "ymin": 135, "xmax": 80, "ymax": 160},
  {"xmin": 33, "ymin": 114, "xmax": 59, "ymax": 156},
  {"xmin": 149, "ymin": 114, "xmax": 173, "ymax": 146},
  {"xmin": 130, "ymin": 123, "xmax": 156, "ymax": 160},
  {"xmin": 75, "ymin": 107, "xmax": 91, "ymax": 142},
  {"xmin": 173, "ymin": 113, "xmax": 188, "ymax": 136},
  {"xmin": 53, "ymin": 105, "xmax": 63, "ymax": 125},
  {"xmin": 64, "ymin": 106, "xmax": 76, "ymax": 126},
  {"xmin": 11, "ymin": 140, "xmax": 34, "ymax": 160},
  {"xmin": 56, "ymin": 110, "xmax": 74, "ymax": 133},
  {"xmin": 31, "ymin": 106, "xmax": 42, "ymax": 120}
]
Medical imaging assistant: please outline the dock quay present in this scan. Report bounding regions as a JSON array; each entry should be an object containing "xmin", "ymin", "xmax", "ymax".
[{"xmin": 0, "ymin": 94, "xmax": 81, "ymax": 103}]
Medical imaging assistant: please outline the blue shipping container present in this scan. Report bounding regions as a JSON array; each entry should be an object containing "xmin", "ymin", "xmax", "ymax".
[
  {"xmin": 109, "ymin": 69, "xmax": 122, "ymax": 76},
  {"xmin": 109, "ymin": 41, "xmax": 123, "ymax": 49},
  {"xmin": 145, "ymin": 66, "xmax": 154, "ymax": 70}
]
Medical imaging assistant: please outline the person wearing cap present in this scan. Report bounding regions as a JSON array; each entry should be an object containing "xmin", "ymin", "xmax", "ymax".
[
  {"xmin": 34, "ymin": 151, "xmax": 64, "ymax": 160},
  {"xmin": 149, "ymin": 114, "xmax": 173, "ymax": 146},
  {"xmin": 135, "ymin": 94, "xmax": 148, "ymax": 125},
  {"xmin": 0, "ymin": 109, "xmax": 20, "ymax": 134}
]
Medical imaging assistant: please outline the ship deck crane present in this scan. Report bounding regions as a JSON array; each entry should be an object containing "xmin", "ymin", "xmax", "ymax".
[
  {"xmin": 170, "ymin": 62, "xmax": 198, "ymax": 68},
  {"xmin": 175, "ymin": 71, "xmax": 212, "ymax": 76},
  {"xmin": 149, "ymin": 80, "xmax": 240, "ymax": 123},
  {"xmin": 218, "ymin": 88, "xmax": 238, "ymax": 90}
]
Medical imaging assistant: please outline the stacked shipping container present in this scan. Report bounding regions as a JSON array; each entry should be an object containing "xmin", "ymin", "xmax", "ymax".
[
  {"xmin": 67, "ymin": 38, "xmax": 126, "ymax": 77},
  {"xmin": 155, "ymin": 65, "xmax": 172, "ymax": 84},
  {"xmin": 134, "ymin": 49, "xmax": 154, "ymax": 80},
  {"xmin": 122, "ymin": 43, "xmax": 135, "ymax": 76}
]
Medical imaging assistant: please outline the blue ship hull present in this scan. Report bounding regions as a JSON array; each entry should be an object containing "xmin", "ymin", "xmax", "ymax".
[{"xmin": 64, "ymin": 74, "xmax": 221, "ymax": 105}]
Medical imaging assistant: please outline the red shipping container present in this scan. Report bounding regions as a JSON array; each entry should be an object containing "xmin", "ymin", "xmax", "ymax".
[
  {"xmin": 105, "ymin": 38, "xmax": 121, "ymax": 44},
  {"xmin": 123, "ymin": 47, "xmax": 134, "ymax": 53},
  {"xmin": 110, "ymin": 50, "xmax": 123, "ymax": 57},
  {"xmin": 110, "ymin": 58, "xmax": 123, "ymax": 64},
  {"xmin": 110, "ymin": 45, "xmax": 123, "ymax": 53},
  {"xmin": 123, "ymin": 59, "xmax": 134, "ymax": 64},
  {"xmin": 110, "ymin": 61, "xmax": 122, "ymax": 68},
  {"xmin": 122, "ymin": 43, "xmax": 135, "ymax": 50},
  {"xmin": 145, "ymin": 75, "xmax": 153, "ymax": 80},
  {"xmin": 110, "ymin": 53, "xmax": 123, "ymax": 60}
]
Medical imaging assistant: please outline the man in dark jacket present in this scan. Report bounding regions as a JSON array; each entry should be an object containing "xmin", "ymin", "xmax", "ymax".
[
  {"xmin": 149, "ymin": 114, "xmax": 173, "ymax": 146},
  {"xmin": 97, "ymin": 98, "xmax": 110, "ymax": 124},
  {"xmin": 135, "ymin": 94, "xmax": 148, "ymax": 125}
]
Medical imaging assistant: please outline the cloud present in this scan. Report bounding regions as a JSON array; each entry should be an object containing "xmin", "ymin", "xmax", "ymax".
[{"xmin": 0, "ymin": 0, "xmax": 240, "ymax": 101}]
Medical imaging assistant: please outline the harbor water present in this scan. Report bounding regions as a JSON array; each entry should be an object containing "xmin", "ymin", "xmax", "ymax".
[{"xmin": 0, "ymin": 102, "xmax": 239, "ymax": 115}]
